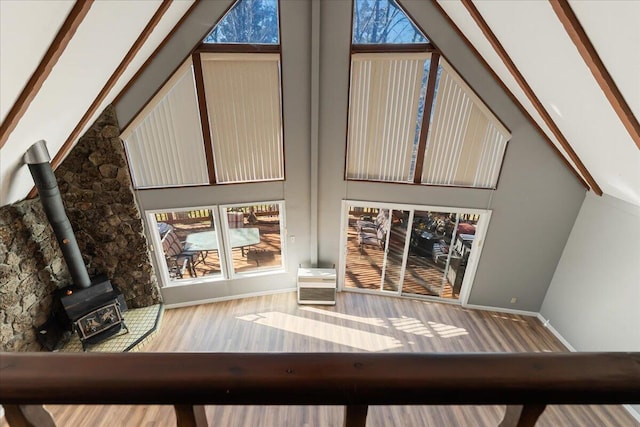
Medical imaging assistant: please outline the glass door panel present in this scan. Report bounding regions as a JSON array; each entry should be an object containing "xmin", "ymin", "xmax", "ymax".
[
  {"xmin": 342, "ymin": 202, "xmax": 483, "ymax": 302},
  {"xmin": 403, "ymin": 210, "xmax": 457, "ymax": 297},
  {"xmin": 344, "ymin": 206, "xmax": 387, "ymax": 291},
  {"xmin": 382, "ymin": 210, "xmax": 411, "ymax": 292},
  {"xmin": 444, "ymin": 214, "xmax": 479, "ymax": 299}
]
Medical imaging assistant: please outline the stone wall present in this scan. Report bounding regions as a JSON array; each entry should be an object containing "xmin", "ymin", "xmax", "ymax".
[{"xmin": 0, "ymin": 106, "xmax": 161, "ymax": 351}]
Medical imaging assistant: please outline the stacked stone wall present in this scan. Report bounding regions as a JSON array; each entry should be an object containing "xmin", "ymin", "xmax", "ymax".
[{"xmin": 0, "ymin": 106, "xmax": 161, "ymax": 351}]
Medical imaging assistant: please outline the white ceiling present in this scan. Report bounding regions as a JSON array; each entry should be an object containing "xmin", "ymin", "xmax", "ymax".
[
  {"xmin": 0, "ymin": 0, "xmax": 195, "ymax": 206},
  {"xmin": 0, "ymin": 0, "xmax": 638, "ymax": 207},
  {"xmin": 435, "ymin": 0, "xmax": 640, "ymax": 206}
]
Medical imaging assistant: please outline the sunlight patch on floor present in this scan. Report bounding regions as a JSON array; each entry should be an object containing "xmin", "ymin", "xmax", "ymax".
[
  {"xmin": 389, "ymin": 316, "xmax": 469, "ymax": 339},
  {"xmin": 427, "ymin": 321, "xmax": 468, "ymax": 338},
  {"xmin": 299, "ymin": 306, "xmax": 388, "ymax": 328},
  {"xmin": 236, "ymin": 312, "xmax": 402, "ymax": 351}
]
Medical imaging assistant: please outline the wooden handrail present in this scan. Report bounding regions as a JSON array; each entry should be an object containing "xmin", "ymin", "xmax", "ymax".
[{"xmin": 1, "ymin": 352, "xmax": 639, "ymax": 426}]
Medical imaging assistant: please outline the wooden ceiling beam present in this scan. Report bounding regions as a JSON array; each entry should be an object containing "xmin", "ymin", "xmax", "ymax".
[
  {"xmin": 112, "ymin": 0, "xmax": 202, "ymax": 111},
  {"xmin": 50, "ymin": 0, "xmax": 174, "ymax": 171},
  {"xmin": 0, "ymin": 0, "xmax": 94, "ymax": 149},
  {"xmin": 430, "ymin": 1, "xmax": 589, "ymax": 190},
  {"xmin": 549, "ymin": 0, "xmax": 640, "ymax": 151},
  {"xmin": 458, "ymin": 0, "xmax": 603, "ymax": 195}
]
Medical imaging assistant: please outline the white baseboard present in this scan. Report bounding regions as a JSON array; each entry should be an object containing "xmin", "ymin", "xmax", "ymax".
[
  {"xmin": 164, "ymin": 288, "xmax": 296, "ymax": 309},
  {"xmin": 536, "ymin": 313, "xmax": 576, "ymax": 352},
  {"xmin": 536, "ymin": 315, "xmax": 640, "ymax": 423},
  {"xmin": 462, "ymin": 303, "xmax": 538, "ymax": 317}
]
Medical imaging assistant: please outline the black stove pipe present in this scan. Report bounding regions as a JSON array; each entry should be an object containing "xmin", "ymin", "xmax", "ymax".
[{"xmin": 24, "ymin": 140, "xmax": 91, "ymax": 289}]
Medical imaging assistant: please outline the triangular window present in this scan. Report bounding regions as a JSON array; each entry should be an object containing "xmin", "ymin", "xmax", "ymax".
[
  {"xmin": 204, "ymin": 0, "xmax": 279, "ymax": 45},
  {"xmin": 353, "ymin": 0, "xmax": 428, "ymax": 44},
  {"xmin": 346, "ymin": 0, "xmax": 509, "ymax": 188}
]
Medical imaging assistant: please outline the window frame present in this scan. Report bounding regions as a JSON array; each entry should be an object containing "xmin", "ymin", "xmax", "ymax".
[
  {"xmin": 220, "ymin": 200, "xmax": 287, "ymax": 279},
  {"xmin": 345, "ymin": 0, "xmax": 510, "ymax": 190},
  {"xmin": 121, "ymin": 0, "xmax": 286, "ymax": 190},
  {"xmin": 122, "ymin": 59, "xmax": 211, "ymax": 190},
  {"xmin": 145, "ymin": 200, "xmax": 287, "ymax": 288},
  {"xmin": 198, "ymin": 52, "xmax": 285, "ymax": 184},
  {"xmin": 146, "ymin": 206, "xmax": 227, "ymax": 287}
]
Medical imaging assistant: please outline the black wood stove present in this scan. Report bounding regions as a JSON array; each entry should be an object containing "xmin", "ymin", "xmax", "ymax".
[{"xmin": 25, "ymin": 140, "xmax": 128, "ymax": 351}]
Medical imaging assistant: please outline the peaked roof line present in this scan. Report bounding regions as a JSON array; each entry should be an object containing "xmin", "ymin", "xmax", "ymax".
[
  {"xmin": 111, "ymin": 0, "xmax": 204, "ymax": 108},
  {"xmin": 50, "ymin": 0, "xmax": 174, "ymax": 171},
  {"xmin": 114, "ymin": 0, "xmax": 236, "ymax": 133},
  {"xmin": 429, "ymin": 0, "xmax": 590, "ymax": 191},
  {"xmin": 26, "ymin": 1, "xmax": 177, "ymax": 200},
  {"xmin": 459, "ymin": 0, "xmax": 601, "ymax": 194},
  {"xmin": 0, "ymin": 0, "xmax": 94, "ymax": 150},
  {"xmin": 549, "ymin": 0, "xmax": 640, "ymax": 151}
]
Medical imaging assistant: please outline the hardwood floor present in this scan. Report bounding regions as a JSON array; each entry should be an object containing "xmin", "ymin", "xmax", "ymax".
[{"xmin": 5, "ymin": 292, "xmax": 637, "ymax": 426}]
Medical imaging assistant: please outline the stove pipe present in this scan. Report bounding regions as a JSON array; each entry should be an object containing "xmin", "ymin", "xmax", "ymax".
[{"xmin": 24, "ymin": 140, "xmax": 91, "ymax": 289}]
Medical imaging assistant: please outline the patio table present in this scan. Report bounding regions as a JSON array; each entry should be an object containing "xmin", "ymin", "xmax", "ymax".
[{"xmin": 185, "ymin": 228, "xmax": 260, "ymax": 257}]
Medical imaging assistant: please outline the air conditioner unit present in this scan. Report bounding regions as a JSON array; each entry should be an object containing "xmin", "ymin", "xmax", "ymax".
[{"xmin": 297, "ymin": 267, "xmax": 336, "ymax": 305}]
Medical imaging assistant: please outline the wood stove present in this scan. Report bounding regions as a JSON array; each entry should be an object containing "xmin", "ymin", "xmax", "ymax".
[{"xmin": 25, "ymin": 140, "xmax": 128, "ymax": 351}]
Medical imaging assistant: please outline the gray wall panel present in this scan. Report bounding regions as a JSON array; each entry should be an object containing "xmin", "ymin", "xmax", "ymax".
[
  {"xmin": 115, "ymin": 0, "xmax": 234, "ymax": 129},
  {"xmin": 119, "ymin": 0, "xmax": 586, "ymax": 311},
  {"xmin": 315, "ymin": 0, "xmax": 585, "ymax": 311}
]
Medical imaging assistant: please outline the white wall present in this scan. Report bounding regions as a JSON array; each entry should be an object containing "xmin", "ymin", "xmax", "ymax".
[{"xmin": 541, "ymin": 192, "xmax": 640, "ymax": 419}]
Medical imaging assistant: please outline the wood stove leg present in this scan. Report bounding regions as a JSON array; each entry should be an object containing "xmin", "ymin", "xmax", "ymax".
[
  {"xmin": 174, "ymin": 405, "xmax": 208, "ymax": 427},
  {"xmin": 3, "ymin": 404, "xmax": 57, "ymax": 427}
]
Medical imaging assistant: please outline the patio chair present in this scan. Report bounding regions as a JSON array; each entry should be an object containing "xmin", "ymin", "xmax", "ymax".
[{"xmin": 161, "ymin": 229, "xmax": 200, "ymax": 279}]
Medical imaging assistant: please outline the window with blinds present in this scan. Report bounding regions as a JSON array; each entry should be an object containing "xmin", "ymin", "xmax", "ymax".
[
  {"xmin": 200, "ymin": 53, "xmax": 284, "ymax": 184},
  {"xmin": 346, "ymin": 52, "xmax": 430, "ymax": 182},
  {"xmin": 421, "ymin": 59, "xmax": 510, "ymax": 189},
  {"xmin": 346, "ymin": 0, "xmax": 509, "ymax": 189},
  {"xmin": 122, "ymin": 61, "xmax": 209, "ymax": 189}
]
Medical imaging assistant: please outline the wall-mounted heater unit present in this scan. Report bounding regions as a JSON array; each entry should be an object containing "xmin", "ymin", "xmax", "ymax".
[{"xmin": 297, "ymin": 267, "xmax": 337, "ymax": 305}]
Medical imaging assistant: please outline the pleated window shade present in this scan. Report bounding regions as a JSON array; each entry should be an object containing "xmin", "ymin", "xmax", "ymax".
[
  {"xmin": 123, "ymin": 62, "xmax": 209, "ymax": 189},
  {"xmin": 201, "ymin": 53, "xmax": 284, "ymax": 183},
  {"xmin": 421, "ymin": 59, "xmax": 510, "ymax": 189},
  {"xmin": 346, "ymin": 52, "xmax": 429, "ymax": 182}
]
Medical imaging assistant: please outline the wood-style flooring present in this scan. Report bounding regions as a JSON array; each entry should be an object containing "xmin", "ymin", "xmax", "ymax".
[{"xmin": 4, "ymin": 292, "xmax": 637, "ymax": 426}]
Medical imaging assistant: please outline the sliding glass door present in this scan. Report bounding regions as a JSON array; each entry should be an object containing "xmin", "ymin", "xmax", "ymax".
[
  {"xmin": 404, "ymin": 211, "xmax": 480, "ymax": 299},
  {"xmin": 381, "ymin": 209, "xmax": 411, "ymax": 293},
  {"xmin": 341, "ymin": 201, "xmax": 488, "ymax": 302},
  {"xmin": 343, "ymin": 205, "xmax": 389, "ymax": 292}
]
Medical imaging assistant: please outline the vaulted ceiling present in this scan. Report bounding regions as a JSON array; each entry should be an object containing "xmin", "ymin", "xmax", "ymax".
[{"xmin": 1, "ymin": 0, "xmax": 638, "ymax": 207}]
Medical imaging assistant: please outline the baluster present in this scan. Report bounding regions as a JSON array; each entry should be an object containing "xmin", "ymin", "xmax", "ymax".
[
  {"xmin": 174, "ymin": 405, "xmax": 208, "ymax": 427},
  {"xmin": 499, "ymin": 404, "xmax": 547, "ymax": 427},
  {"xmin": 344, "ymin": 404, "xmax": 368, "ymax": 427},
  {"xmin": 2, "ymin": 404, "xmax": 57, "ymax": 427}
]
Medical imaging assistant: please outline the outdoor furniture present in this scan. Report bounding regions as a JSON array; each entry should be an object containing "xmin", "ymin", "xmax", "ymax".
[
  {"xmin": 185, "ymin": 228, "xmax": 260, "ymax": 257},
  {"xmin": 356, "ymin": 211, "xmax": 388, "ymax": 253},
  {"xmin": 157, "ymin": 222, "xmax": 172, "ymax": 238},
  {"xmin": 357, "ymin": 231, "xmax": 385, "ymax": 253},
  {"xmin": 161, "ymin": 229, "xmax": 200, "ymax": 279},
  {"xmin": 227, "ymin": 211, "xmax": 244, "ymax": 228}
]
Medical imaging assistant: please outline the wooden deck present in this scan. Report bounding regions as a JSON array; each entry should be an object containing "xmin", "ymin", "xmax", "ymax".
[
  {"xmin": 344, "ymin": 222, "xmax": 457, "ymax": 299},
  {"xmin": 19, "ymin": 292, "xmax": 638, "ymax": 427},
  {"xmin": 167, "ymin": 217, "xmax": 282, "ymax": 278}
]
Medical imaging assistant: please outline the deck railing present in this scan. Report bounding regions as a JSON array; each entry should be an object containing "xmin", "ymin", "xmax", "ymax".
[{"xmin": 1, "ymin": 352, "xmax": 639, "ymax": 427}]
